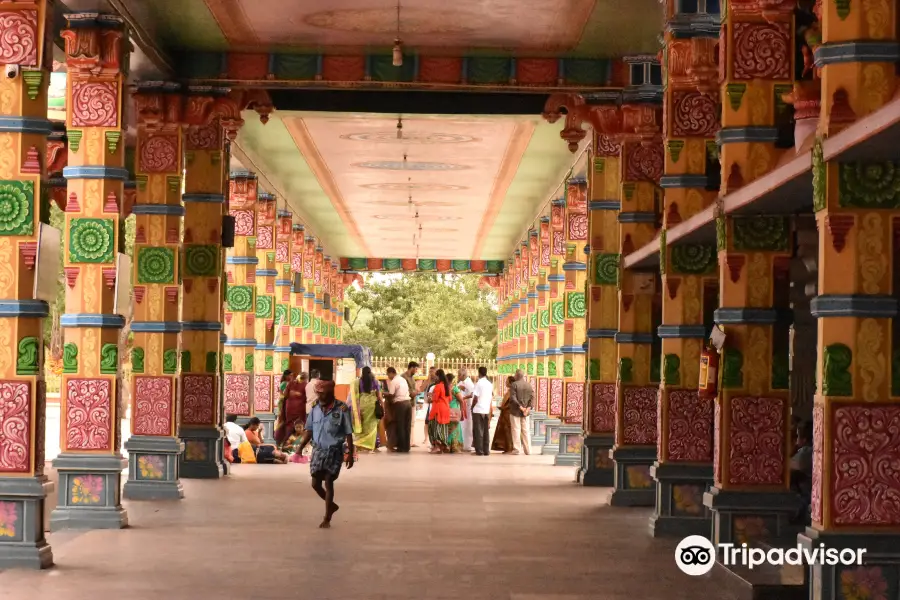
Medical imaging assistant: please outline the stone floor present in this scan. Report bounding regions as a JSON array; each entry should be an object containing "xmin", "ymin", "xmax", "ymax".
[{"xmin": 0, "ymin": 450, "xmax": 741, "ymax": 600}]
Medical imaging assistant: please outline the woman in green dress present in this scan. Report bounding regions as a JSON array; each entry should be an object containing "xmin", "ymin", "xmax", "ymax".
[
  {"xmin": 354, "ymin": 366, "xmax": 383, "ymax": 452},
  {"xmin": 446, "ymin": 373, "xmax": 466, "ymax": 453}
]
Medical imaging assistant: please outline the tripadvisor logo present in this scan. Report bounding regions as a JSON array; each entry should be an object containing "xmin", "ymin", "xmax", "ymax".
[{"xmin": 675, "ymin": 535, "xmax": 866, "ymax": 576}]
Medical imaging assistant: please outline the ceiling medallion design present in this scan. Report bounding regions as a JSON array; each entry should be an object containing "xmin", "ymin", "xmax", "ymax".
[
  {"xmin": 304, "ymin": 9, "xmax": 479, "ymax": 35},
  {"xmin": 374, "ymin": 214, "xmax": 462, "ymax": 220},
  {"xmin": 360, "ymin": 183, "xmax": 468, "ymax": 191},
  {"xmin": 364, "ymin": 200, "xmax": 456, "ymax": 208},
  {"xmin": 354, "ymin": 161, "xmax": 470, "ymax": 171},
  {"xmin": 341, "ymin": 132, "xmax": 479, "ymax": 144}
]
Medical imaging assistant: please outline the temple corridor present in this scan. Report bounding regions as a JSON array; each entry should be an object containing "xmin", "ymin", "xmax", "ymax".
[{"xmin": 0, "ymin": 452, "xmax": 741, "ymax": 600}]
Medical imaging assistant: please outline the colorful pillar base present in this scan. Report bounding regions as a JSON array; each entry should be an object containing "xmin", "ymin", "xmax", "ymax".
[
  {"xmin": 0, "ymin": 479, "xmax": 53, "ymax": 568},
  {"xmin": 553, "ymin": 424, "xmax": 583, "ymax": 466},
  {"xmin": 648, "ymin": 463, "xmax": 712, "ymax": 538},
  {"xmin": 578, "ymin": 433, "xmax": 614, "ymax": 487},
  {"xmin": 703, "ymin": 486, "xmax": 799, "ymax": 547},
  {"xmin": 800, "ymin": 531, "xmax": 900, "ymax": 600},
  {"xmin": 180, "ymin": 426, "xmax": 228, "ymax": 479},
  {"xmin": 608, "ymin": 446, "xmax": 656, "ymax": 507},
  {"xmin": 541, "ymin": 419, "xmax": 561, "ymax": 456},
  {"xmin": 50, "ymin": 454, "xmax": 128, "ymax": 530},
  {"xmin": 529, "ymin": 411, "xmax": 547, "ymax": 448},
  {"xmin": 122, "ymin": 436, "xmax": 185, "ymax": 500}
]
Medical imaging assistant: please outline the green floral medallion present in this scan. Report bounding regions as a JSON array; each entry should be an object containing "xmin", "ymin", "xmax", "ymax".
[
  {"xmin": 69, "ymin": 218, "xmax": 115, "ymax": 263},
  {"xmin": 137, "ymin": 247, "xmax": 176, "ymax": 284},
  {"xmin": 0, "ymin": 180, "xmax": 34, "ymax": 236},
  {"xmin": 731, "ymin": 216, "xmax": 790, "ymax": 252},
  {"xmin": 670, "ymin": 244, "xmax": 717, "ymax": 275},
  {"xmin": 256, "ymin": 295, "xmax": 273, "ymax": 318},
  {"xmin": 227, "ymin": 285, "xmax": 254, "ymax": 312},
  {"xmin": 594, "ymin": 253, "xmax": 620, "ymax": 285},
  {"xmin": 184, "ymin": 245, "xmax": 219, "ymax": 277},
  {"xmin": 566, "ymin": 292, "xmax": 586, "ymax": 318},
  {"xmin": 551, "ymin": 301, "xmax": 564, "ymax": 325}
]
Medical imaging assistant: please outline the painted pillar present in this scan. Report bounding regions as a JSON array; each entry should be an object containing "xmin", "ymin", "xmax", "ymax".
[
  {"xmin": 179, "ymin": 91, "xmax": 235, "ymax": 480},
  {"xmin": 527, "ymin": 229, "xmax": 539, "ymax": 382},
  {"xmin": 274, "ymin": 210, "xmax": 293, "ymax": 373},
  {"xmin": 124, "ymin": 83, "xmax": 185, "ymax": 500},
  {"xmin": 799, "ymin": 2, "xmax": 900, "ymax": 596},
  {"xmin": 581, "ymin": 128, "xmax": 622, "ymax": 487},
  {"xmin": 223, "ymin": 172, "xmax": 257, "ymax": 419},
  {"xmin": 303, "ymin": 236, "xmax": 315, "ymax": 344},
  {"xmin": 543, "ymin": 198, "xmax": 567, "ymax": 455},
  {"xmin": 608, "ymin": 102, "xmax": 664, "ymax": 508},
  {"xmin": 290, "ymin": 224, "xmax": 305, "ymax": 346},
  {"xmin": 52, "ymin": 13, "xmax": 128, "ymax": 531},
  {"xmin": 531, "ymin": 217, "xmax": 552, "ymax": 448},
  {"xmin": 252, "ymin": 192, "xmax": 276, "ymax": 440},
  {"xmin": 556, "ymin": 178, "xmax": 589, "ymax": 466},
  {"xmin": 322, "ymin": 257, "xmax": 333, "ymax": 342},
  {"xmin": 703, "ymin": 0, "xmax": 798, "ymax": 546},
  {"xmin": 702, "ymin": 214, "xmax": 795, "ymax": 545},
  {"xmin": 313, "ymin": 245, "xmax": 323, "ymax": 343},
  {"xmin": 650, "ymin": 7, "xmax": 720, "ymax": 535},
  {"xmin": 0, "ymin": 0, "xmax": 54, "ymax": 567}
]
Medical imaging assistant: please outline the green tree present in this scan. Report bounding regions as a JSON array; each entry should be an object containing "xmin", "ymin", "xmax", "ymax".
[{"xmin": 343, "ymin": 274, "xmax": 497, "ymax": 359}]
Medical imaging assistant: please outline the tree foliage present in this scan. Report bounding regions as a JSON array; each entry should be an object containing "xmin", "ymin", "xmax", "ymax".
[{"xmin": 342, "ymin": 274, "xmax": 497, "ymax": 359}]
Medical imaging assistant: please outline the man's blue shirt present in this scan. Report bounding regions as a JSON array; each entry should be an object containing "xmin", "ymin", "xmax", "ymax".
[{"xmin": 306, "ymin": 400, "xmax": 353, "ymax": 449}]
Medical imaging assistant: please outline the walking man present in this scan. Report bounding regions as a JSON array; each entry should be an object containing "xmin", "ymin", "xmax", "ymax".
[
  {"xmin": 509, "ymin": 369, "xmax": 534, "ymax": 455},
  {"xmin": 402, "ymin": 361, "xmax": 419, "ymax": 447},
  {"xmin": 471, "ymin": 366, "xmax": 493, "ymax": 456},
  {"xmin": 386, "ymin": 366, "xmax": 413, "ymax": 452},
  {"xmin": 305, "ymin": 369, "xmax": 321, "ymax": 414},
  {"xmin": 457, "ymin": 368, "xmax": 475, "ymax": 452},
  {"xmin": 295, "ymin": 380, "xmax": 354, "ymax": 528}
]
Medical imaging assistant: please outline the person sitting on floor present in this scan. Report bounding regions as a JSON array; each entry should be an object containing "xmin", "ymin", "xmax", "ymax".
[
  {"xmin": 245, "ymin": 417, "xmax": 288, "ymax": 464},
  {"xmin": 281, "ymin": 420, "xmax": 310, "ymax": 463},
  {"xmin": 790, "ymin": 419, "xmax": 813, "ymax": 524},
  {"xmin": 224, "ymin": 414, "xmax": 249, "ymax": 463}
]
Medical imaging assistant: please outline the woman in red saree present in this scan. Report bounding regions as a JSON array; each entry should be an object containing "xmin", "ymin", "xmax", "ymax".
[
  {"xmin": 275, "ymin": 371, "xmax": 308, "ymax": 445},
  {"xmin": 427, "ymin": 369, "xmax": 452, "ymax": 454}
]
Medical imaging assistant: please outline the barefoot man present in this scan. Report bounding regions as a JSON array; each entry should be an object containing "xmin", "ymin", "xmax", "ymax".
[{"xmin": 296, "ymin": 380, "xmax": 355, "ymax": 528}]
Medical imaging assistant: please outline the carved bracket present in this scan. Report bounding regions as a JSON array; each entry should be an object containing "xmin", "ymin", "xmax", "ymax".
[
  {"xmin": 102, "ymin": 268, "xmax": 116, "ymax": 289},
  {"xmin": 725, "ymin": 255, "xmax": 746, "ymax": 283},
  {"xmin": 826, "ymin": 214, "xmax": 854, "ymax": 253}
]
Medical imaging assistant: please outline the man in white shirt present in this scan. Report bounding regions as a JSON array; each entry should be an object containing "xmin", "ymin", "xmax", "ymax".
[
  {"xmin": 471, "ymin": 366, "xmax": 494, "ymax": 456},
  {"xmin": 385, "ymin": 366, "xmax": 412, "ymax": 452},
  {"xmin": 457, "ymin": 368, "xmax": 475, "ymax": 452},
  {"xmin": 306, "ymin": 369, "xmax": 321, "ymax": 413},
  {"xmin": 224, "ymin": 414, "xmax": 248, "ymax": 462}
]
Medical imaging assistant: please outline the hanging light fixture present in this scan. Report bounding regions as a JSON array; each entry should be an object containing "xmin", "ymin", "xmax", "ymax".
[
  {"xmin": 392, "ymin": 1, "xmax": 403, "ymax": 67},
  {"xmin": 396, "ymin": 115, "xmax": 403, "ymax": 139}
]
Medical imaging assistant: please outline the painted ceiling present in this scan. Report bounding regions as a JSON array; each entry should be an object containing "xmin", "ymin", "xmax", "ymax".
[
  {"xmin": 133, "ymin": 0, "xmax": 662, "ymax": 57},
  {"xmin": 234, "ymin": 111, "xmax": 577, "ymax": 260}
]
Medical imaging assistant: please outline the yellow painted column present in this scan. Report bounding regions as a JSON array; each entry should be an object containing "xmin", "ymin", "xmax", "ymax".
[
  {"xmin": 273, "ymin": 209, "xmax": 293, "ymax": 373},
  {"xmin": 252, "ymin": 192, "xmax": 276, "ymax": 439},
  {"xmin": 223, "ymin": 172, "xmax": 257, "ymax": 419},
  {"xmin": 290, "ymin": 224, "xmax": 305, "ymax": 346},
  {"xmin": 179, "ymin": 91, "xmax": 236, "ymax": 479},
  {"xmin": 531, "ymin": 216, "xmax": 552, "ymax": 448},
  {"xmin": 609, "ymin": 103, "xmax": 663, "ymax": 507},
  {"xmin": 799, "ymin": 2, "xmax": 900, "ymax": 594},
  {"xmin": 581, "ymin": 129, "xmax": 621, "ymax": 487},
  {"xmin": 0, "ymin": 0, "xmax": 54, "ymax": 566},
  {"xmin": 123, "ymin": 84, "xmax": 184, "ymax": 500},
  {"xmin": 557, "ymin": 177, "xmax": 589, "ymax": 466},
  {"xmin": 651, "ymin": 10, "xmax": 720, "ymax": 533},
  {"xmin": 542, "ymin": 198, "xmax": 567, "ymax": 455},
  {"xmin": 303, "ymin": 236, "xmax": 316, "ymax": 344},
  {"xmin": 313, "ymin": 245, "xmax": 323, "ymax": 343},
  {"xmin": 53, "ymin": 13, "xmax": 129, "ymax": 531},
  {"xmin": 526, "ymin": 229, "xmax": 539, "ymax": 382}
]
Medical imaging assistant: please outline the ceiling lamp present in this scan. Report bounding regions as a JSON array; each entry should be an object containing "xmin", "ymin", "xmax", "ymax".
[
  {"xmin": 397, "ymin": 115, "xmax": 403, "ymax": 139},
  {"xmin": 392, "ymin": 1, "xmax": 403, "ymax": 67}
]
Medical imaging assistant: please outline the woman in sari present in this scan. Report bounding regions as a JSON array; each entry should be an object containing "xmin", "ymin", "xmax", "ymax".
[
  {"xmin": 428, "ymin": 369, "xmax": 452, "ymax": 454},
  {"xmin": 446, "ymin": 373, "xmax": 466, "ymax": 453},
  {"xmin": 275, "ymin": 371, "xmax": 308, "ymax": 445},
  {"xmin": 354, "ymin": 366, "xmax": 383, "ymax": 452},
  {"xmin": 280, "ymin": 421, "xmax": 309, "ymax": 463},
  {"xmin": 491, "ymin": 376, "xmax": 516, "ymax": 453},
  {"xmin": 274, "ymin": 370, "xmax": 293, "ymax": 445}
]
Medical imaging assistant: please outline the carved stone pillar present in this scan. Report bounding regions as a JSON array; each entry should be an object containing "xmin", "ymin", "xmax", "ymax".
[
  {"xmin": 313, "ymin": 245, "xmax": 324, "ymax": 343},
  {"xmin": 0, "ymin": 0, "xmax": 54, "ymax": 567},
  {"xmin": 582, "ymin": 128, "xmax": 622, "ymax": 487},
  {"xmin": 252, "ymin": 192, "xmax": 276, "ymax": 440},
  {"xmin": 274, "ymin": 209, "xmax": 293, "ymax": 374},
  {"xmin": 800, "ymin": 0, "xmax": 900, "ymax": 592},
  {"xmin": 302, "ymin": 236, "xmax": 315, "ymax": 343},
  {"xmin": 555, "ymin": 178, "xmax": 588, "ymax": 466},
  {"xmin": 608, "ymin": 102, "xmax": 664, "ymax": 508},
  {"xmin": 542, "ymin": 198, "xmax": 567, "ymax": 454},
  {"xmin": 650, "ymin": 2, "xmax": 720, "ymax": 536},
  {"xmin": 530, "ymin": 218, "xmax": 552, "ymax": 448},
  {"xmin": 53, "ymin": 13, "xmax": 129, "ymax": 531},
  {"xmin": 703, "ymin": 215, "xmax": 797, "ymax": 545},
  {"xmin": 124, "ymin": 83, "xmax": 185, "ymax": 500},
  {"xmin": 290, "ymin": 224, "xmax": 305, "ymax": 345},
  {"xmin": 178, "ymin": 90, "xmax": 237, "ymax": 480},
  {"xmin": 224, "ymin": 172, "xmax": 257, "ymax": 420}
]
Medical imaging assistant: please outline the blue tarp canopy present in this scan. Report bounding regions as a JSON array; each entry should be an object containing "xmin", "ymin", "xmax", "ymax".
[{"xmin": 289, "ymin": 343, "xmax": 372, "ymax": 368}]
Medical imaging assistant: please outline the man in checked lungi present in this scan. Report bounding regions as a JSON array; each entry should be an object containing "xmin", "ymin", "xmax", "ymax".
[{"xmin": 295, "ymin": 379, "xmax": 355, "ymax": 528}]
